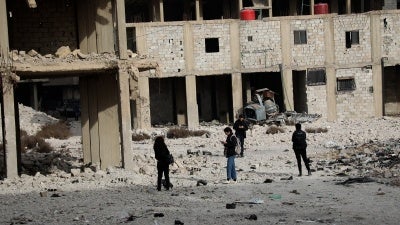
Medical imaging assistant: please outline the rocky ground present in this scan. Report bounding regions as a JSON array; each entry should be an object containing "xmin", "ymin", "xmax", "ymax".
[{"xmin": 0, "ymin": 105, "xmax": 400, "ymax": 225}]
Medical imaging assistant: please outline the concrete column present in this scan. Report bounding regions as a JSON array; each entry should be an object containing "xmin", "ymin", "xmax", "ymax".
[
  {"xmin": 160, "ymin": 0, "xmax": 164, "ymax": 22},
  {"xmin": 346, "ymin": 0, "xmax": 351, "ymax": 14},
  {"xmin": 138, "ymin": 76, "xmax": 151, "ymax": 129},
  {"xmin": 2, "ymin": 79, "xmax": 19, "ymax": 178},
  {"xmin": 0, "ymin": 0, "xmax": 9, "ymax": 56},
  {"xmin": 231, "ymin": 73, "xmax": 243, "ymax": 119},
  {"xmin": 116, "ymin": 0, "xmax": 127, "ymax": 59},
  {"xmin": 79, "ymin": 77, "xmax": 92, "ymax": 164},
  {"xmin": 280, "ymin": 19, "xmax": 294, "ymax": 111},
  {"xmin": 184, "ymin": 23, "xmax": 194, "ymax": 73},
  {"xmin": 371, "ymin": 14, "xmax": 383, "ymax": 117},
  {"xmin": 289, "ymin": 0, "xmax": 298, "ymax": 16},
  {"xmin": 196, "ymin": 0, "xmax": 203, "ymax": 21},
  {"xmin": 268, "ymin": 0, "xmax": 272, "ymax": 17},
  {"xmin": 135, "ymin": 25, "xmax": 147, "ymax": 55},
  {"xmin": 310, "ymin": 0, "xmax": 315, "ymax": 15},
  {"xmin": 118, "ymin": 70, "xmax": 134, "ymax": 170},
  {"xmin": 185, "ymin": 76, "xmax": 199, "ymax": 129},
  {"xmin": 324, "ymin": 16, "xmax": 337, "ymax": 121},
  {"xmin": 230, "ymin": 22, "xmax": 240, "ymax": 71}
]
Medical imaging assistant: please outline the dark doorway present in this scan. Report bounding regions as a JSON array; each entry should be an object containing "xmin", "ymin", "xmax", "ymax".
[
  {"xmin": 383, "ymin": 66, "xmax": 400, "ymax": 116},
  {"xmin": 293, "ymin": 70, "xmax": 308, "ymax": 113}
]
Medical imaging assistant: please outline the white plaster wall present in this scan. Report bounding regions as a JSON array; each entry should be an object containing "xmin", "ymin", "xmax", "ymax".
[
  {"xmin": 291, "ymin": 18, "xmax": 326, "ymax": 67},
  {"xmin": 145, "ymin": 25, "xmax": 186, "ymax": 76},
  {"xmin": 334, "ymin": 15, "xmax": 372, "ymax": 65},
  {"xmin": 192, "ymin": 23, "xmax": 231, "ymax": 73},
  {"xmin": 381, "ymin": 13, "xmax": 400, "ymax": 62},
  {"xmin": 336, "ymin": 68, "xmax": 374, "ymax": 120},
  {"xmin": 239, "ymin": 20, "xmax": 282, "ymax": 69}
]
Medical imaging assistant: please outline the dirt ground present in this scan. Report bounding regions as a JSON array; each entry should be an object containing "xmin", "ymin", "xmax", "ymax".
[{"xmin": 0, "ymin": 107, "xmax": 400, "ymax": 225}]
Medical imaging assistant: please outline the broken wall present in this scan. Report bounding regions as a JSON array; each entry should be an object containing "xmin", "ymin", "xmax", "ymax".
[
  {"xmin": 336, "ymin": 67, "xmax": 374, "ymax": 120},
  {"xmin": 381, "ymin": 13, "xmax": 400, "ymax": 65},
  {"xmin": 307, "ymin": 84, "xmax": 328, "ymax": 118},
  {"xmin": 8, "ymin": 0, "xmax": 78, "ymax": 54}
]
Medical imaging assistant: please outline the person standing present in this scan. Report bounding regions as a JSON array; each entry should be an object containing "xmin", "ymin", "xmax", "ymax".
[
  {"xmin": 233, "ymin": 114, "xmax": 248, "ymax": 157},
  {"xmin": 292, "ymin": 123, "xmax": 311, "ymax": 176},
  {"xmin": 220, "ymin": 127, "xmax": 237, "ymax": 184},
  {"xmin": 153, "ymin": 136, "xmax": 171, "ymax": 191}
]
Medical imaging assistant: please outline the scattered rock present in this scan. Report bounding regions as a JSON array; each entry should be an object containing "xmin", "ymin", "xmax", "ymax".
[
  {"xmin": 55, "ymin": 46, "xmax": 71, "ymax": 58},
  {"xmin": 226, "ymin": 203, "xmax": 236, "ymax": 209},
  {"xmin": 27, "ymin": 49, "xmax": 38, "ymax": 57},
  {"xmin": 245, "ymin": 214, "xmax": 257, "ymax": 220},
  {"xmin": 197, "ymin": 179, "xmax": 208, "ymax": 186}
]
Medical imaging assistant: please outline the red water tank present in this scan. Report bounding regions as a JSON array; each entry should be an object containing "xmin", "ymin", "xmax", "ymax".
[
  {"xmin": 240, "ymin": 9, "xmax": 256, "ymax": 20},
  {"xmin": 314, "ymin": 3, "xmax": 329, "ymax": 15}
]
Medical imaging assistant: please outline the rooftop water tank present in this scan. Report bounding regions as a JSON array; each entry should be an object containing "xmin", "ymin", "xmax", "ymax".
[
  {"xmin": 240, "ymin": 9, "xmax": 256, "ymax": 20},
  {"xmin": 314, "ymin": 3, "xmax": 329, "ymax": 15}
]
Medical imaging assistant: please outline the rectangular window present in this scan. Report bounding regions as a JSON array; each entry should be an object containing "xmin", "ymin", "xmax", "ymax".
[
  {"xmin": 248, "ymin": 36, "xmax": 253, "ymax": 42},
  {"xmin": 345, "ymin": 31, "xmax": 360, "ymax": 48},
  {"xmin": 307, "ymin": 68, "xmax": 326, "ymax": 86},
  {"xmin": 337, "ymin": 78, "xmax": 356, "ymax": 91},
  {"xmin": 205, "ymin": 38, "xmax": 219, "ymax": 53},
  {"xmin": 294, "ymin": 30, "xmax": 307, "ymax": 44}
]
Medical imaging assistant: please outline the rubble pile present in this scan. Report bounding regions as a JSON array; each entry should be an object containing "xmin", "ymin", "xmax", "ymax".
[{"xmin": 315, "ymin": 138, "xmax": 400, "ymax": 186}]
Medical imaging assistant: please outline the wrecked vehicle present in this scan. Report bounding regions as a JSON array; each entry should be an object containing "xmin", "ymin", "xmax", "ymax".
[{"xmin": 244, "ymin": 88, "xmax": 279, "ymax": 123}]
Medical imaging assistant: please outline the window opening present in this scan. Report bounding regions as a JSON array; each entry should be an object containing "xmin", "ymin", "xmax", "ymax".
[
  {"xmin": 345, "ymin": 31, "xmax": 360, "ymax": 48},
  {"xmin": 337, "ymin": 78, "xmax": 356, "ymax": 91},
  {"xmin": 307, "ymin": 68, "xmax": 326, "ymax": 86},
  {"xmin": 205, "ymin": 38, "xmax": 220, "ymax": 53},
  {"xmin": 294, "ymin": 30, "xmax": 307, "ymax": 44}
]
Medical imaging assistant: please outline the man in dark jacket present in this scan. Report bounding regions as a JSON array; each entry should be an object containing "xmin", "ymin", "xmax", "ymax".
[
  {"xmin": 221, "ymin": 127, "xmax": 237, "ymax": 183},
  {"xmin": 233, "ymin": 114, "xmax": 248, "ymax": 157},
  {"xmin": 292, "ymin": 123, "xmax": 311, "ymax": 176}
]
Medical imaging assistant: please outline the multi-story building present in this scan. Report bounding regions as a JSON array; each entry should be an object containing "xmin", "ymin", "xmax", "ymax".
[{"xmin": 1, "ymin": 0, "xmax": 400, "ymax": 177}]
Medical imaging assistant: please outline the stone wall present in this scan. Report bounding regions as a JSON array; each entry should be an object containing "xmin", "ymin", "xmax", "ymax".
[
  {"xmin": 336, "ymin": 68, "xmax": 374, "ymax": 119},
  {"xmin": 291, "ymin": 18, "xmax": 326, "ymax": 68},
  {"xmin": 8, "ymin": 0, "xmax": 78, "ymax": 54},
  {"xmin": 239, "ymin": 20, "xmax": 282, "ymax": 70},
  {"xmin": 192, "ymin": 23, "xmax": 231, "ymax": 74},
  {"xmin": 145, "ymin": 25, "xmax": 186, "ymax": 76},
  {"xmin": 333, "ymin": 14, "xmax": 372, "ymax": 66},
  {"xmin": 306, "ymin": 84, "xmax": 328, "ymax": 119}
]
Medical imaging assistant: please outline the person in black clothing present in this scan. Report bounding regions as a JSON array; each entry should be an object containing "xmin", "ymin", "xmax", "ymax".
[
  {"xmin": 153, "ymin": 136, "xmax": 171, "ymax": 191},
  {"xmin": 292, "ymin": 123, "xmax": 311, "ymax": 176},
  {"xmin": 220, "ymin": 127, "xmax": 237, "ymax": 183},
  {"xmin": 233, "ymin": 114, "xmax": 248, "ymax": 157}
]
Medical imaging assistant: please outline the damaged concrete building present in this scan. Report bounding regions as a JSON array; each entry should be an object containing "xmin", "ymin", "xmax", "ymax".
[{"xmin": 1, "ymin": 0, "xmax": 400, "ymax": 178}]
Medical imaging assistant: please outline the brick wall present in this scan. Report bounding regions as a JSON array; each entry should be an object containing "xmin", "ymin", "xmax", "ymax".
[
  {"xmin": 307, "ymin": 85, "xmax": 328, "ymax": 119},
  {"xmin": 333, "ymin": 15, "xmax": 372, "ymax": 65},
  {"xmin": 291, "ymin": 18, "xmax": 326, "ymax": 67},
  {"xmin": 336, "ymin": 68, "xmax": 374, "ymax": 119},
  {"xmin": 239, "ymin": 20, "xmax": 282, "ymax": 70},
  {"xmin": 8, "ymin": 0, "xmax": 78, "ymax": 54}
]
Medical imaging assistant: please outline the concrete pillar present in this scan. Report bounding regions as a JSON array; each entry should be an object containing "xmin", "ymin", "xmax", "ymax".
[
  {"xmin": 280, "ymin": 19, "xmax": 294, "ymax": 111},
  {"xmin": 118, "ymin": 70, "xmax": 134, "ymax": 170},
  {"xmin": 88, "ymin": 78, "xmax": 100, "ymax": 164},
  {"xmin": 238, "ymin": 0, "xmax": 243, "ymax": 17},
  {"xmin": 138, "ymin": 76, "xmax": 151, "ymax": 129},
  {"xmin": 289, "ymin": 0, "xmax": 298, "ymax": 16},
  {"xmin": 310, "ymin": 0, "xmax": 315, "ymax": 15},
  {"xmin": 79, "ymin": 77, "xmax": 92, "ymax": 164},
  {"xmin": 135, "ymin": 25, "xmax": 147, "ymax": 56},
  {"xmin": 1, "ymin": 78, "xmax": 19, "ymax": 178},
  {"xmin": 185, "ymin": 76, "xmax": 199, "ymax": 129},
  {"xmin": 268, "ymin": 0, "xmax": 272, "ymax": 17},
  {"xmin": 184, "ymin": 23, "xmax": 194, "ymax": 73},
  {"xmin": 232, "ymin": 73, "xmax": 243, "ymax": 119},
  {"xmin": 230, "ymin": 22, "xmax": 240, "ymax": 71},
  {"xmin": 0, "ymin": 0, "xmax": 8, "ymax": 56},
  {"xmin": 346, "ymin": 0, "xmax": 351, "ymax": 14},
  {"xmin": 116, "ymin": 0, "xmax": 127, "ymax": 59},
  {"xmin": 196, "ymin": 0, "xmax": 203, "ymax": 21},
  {"xmin": 324, "ymin": 16, "xmax": 337, "ymax": 121},
  {"xmin": 160, "ymin": 0, "xmax": 164, "ymax": 22},
  {"xmin": 371, "ymin": 14, "xmax": 383, "ymax": 117}
]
